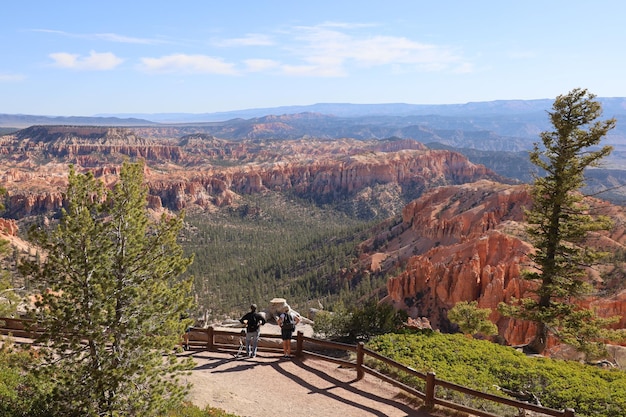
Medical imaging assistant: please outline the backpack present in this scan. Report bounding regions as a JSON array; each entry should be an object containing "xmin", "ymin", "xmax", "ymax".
[
  {"xmin": 281, "ymin": 312, "xmax": 295, "ymax": 330},
  {"xmin": 247, "ymin": 314, "xmax": 259, "ymax": 332}
]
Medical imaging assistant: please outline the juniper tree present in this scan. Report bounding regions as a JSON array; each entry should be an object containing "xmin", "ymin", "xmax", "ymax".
[
  {"xmin": 500, "ymin": 88, "xmax": 620, "ymax": 356},
  {"xmin": 448, "ymin": 301, "xmax": 497, "ymax": 337},
  {"xmin": 21, "ymin": 162, "xmax": 195, "ymax": 417}
]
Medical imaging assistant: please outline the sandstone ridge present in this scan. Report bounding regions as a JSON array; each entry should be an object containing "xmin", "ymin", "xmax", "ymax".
[
  {"xmin": 357, "ymin": 180, "xmax": 626, "ymax": 347},
  {"xmin": 0, "ymin": 126, "xmax": 505, "ymax": 217}
]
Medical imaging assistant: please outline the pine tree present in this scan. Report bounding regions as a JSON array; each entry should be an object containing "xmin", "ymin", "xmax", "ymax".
[
  {"xmin": 500, "ymin": 88, "xmax": 620, "ymax": 356},
  {"xmin": 448, "ymin": 301, "xmax": 497, "ymax": 337},
  {"xmin": 21, "ymin": 162, "xmax": 195, "ymax": 416},
  {"xmin": 1, "ymin": 186, "xmax": 21, "ymax": 318}
]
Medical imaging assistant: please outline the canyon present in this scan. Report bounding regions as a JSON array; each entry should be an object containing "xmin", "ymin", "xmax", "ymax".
[
  {"xmin": 1, "ymin": 124, "xmax": 625, "ymax": 349},
  {"xmin": 357, "ymin": 180, "xmax": 626, "ymax": 347},
  {"xmin": 0, "ymin": 125, "xmax": 503, "ymax": 218}
]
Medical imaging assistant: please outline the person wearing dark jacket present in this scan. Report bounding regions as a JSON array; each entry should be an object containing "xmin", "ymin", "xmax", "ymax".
[{"xmin": 239, "ymin": 304, "xmax": 266, "ymax": 357}]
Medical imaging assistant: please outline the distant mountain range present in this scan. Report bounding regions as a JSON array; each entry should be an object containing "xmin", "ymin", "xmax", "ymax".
[
  {"xmin": 2, "ymin": 99, "xmax": 625, "ymax": 204},
  {"xmin": 2, "ymin": 99, "xmax": 625, "ymax": 144},
  {"xmin": 92, "ymin": 98, "xmax": 626, "ymax": 123}
]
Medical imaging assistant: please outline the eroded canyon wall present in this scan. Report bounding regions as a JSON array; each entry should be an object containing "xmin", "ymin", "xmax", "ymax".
[
  {"xmin": 358, "ymin": 180, "xmax": 626, "ymax": 346},
  {"xmin": 0, "ymin": 126, "xmax": 503, "ymax": 217}
]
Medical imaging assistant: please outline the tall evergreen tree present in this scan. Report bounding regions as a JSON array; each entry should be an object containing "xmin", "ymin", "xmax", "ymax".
[
  {"xmin": 21, "ymin": 162, "xmax": 195, "ymax": 416},
  {"xmin": 1, "ymin": 186, "xmax": 21, "ymax": 318},
  {"xmin": 500, "ymin": 88, "xmax": 619, "ymax": 355}
]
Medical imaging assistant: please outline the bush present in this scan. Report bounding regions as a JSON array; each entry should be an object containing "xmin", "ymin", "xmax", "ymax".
[
  {"xmin": 0, "ymin": 345, "xmax": 240, "ymax": 417},
  {"xmin": 367, "ymin": 332, "xmax": 626, "ymax": 417},
  {"xmin": 348, "ymin": 300, "xmax": 408, "ymax": 342},
  {"xmin": 0, "ymin": 339, "xmax": 54, "ymax": 417},
  {"xmin": 312, "ymin": 304, "xmax": 353, "ymax": 340},
  {"xmin": 313, "ymin": 301, "xmax": 408, "ymax": 343},
  {"xmin": 448, "ymin": 300, "xmax": 497, "ymax": 337}
]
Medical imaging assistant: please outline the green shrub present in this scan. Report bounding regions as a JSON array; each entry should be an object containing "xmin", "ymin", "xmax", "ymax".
[
  {"xmin": 367, "ymin": 332, "xmax": 626, "ymax": 417},
  {"xmin": 348, "ymin": 300, "xmax": 408, "ymax": 342},
  {"xmin": 0, "ymin": 340, "xmax": 243, "ymax": 417},
  {"xmin": 312, "ymin": 303, "xmax": 353, "ymax": 340},
  {"xmin": 0, "ymin": 339, "xmax": 54, "ymax": 417},
  {"xmin": 313, "ymin": 300, "xmax": 408, "ymax": 343},
  {"xmin": 448, "ymin": 300, "xmax": 497, "ymax": 337}
]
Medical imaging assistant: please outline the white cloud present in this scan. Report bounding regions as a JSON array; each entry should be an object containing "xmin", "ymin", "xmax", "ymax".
[
  {"xmin": 243, "ymin": 59, "xmax": 280, "ymax": 72},
  {"xmin": 222, "ymin": 23, "xmax": 468, "ymax": 78},
  {"xmin": 34, "ymin": 29, "xmax": 164, "ymax": 45},
  {"xmin": 452, "ymin": 62, "xmax": 474, "ymax": 74},
  {"xmin": 284, "ymin": 25, "xmax": 466, "ymax": 76},
  {"xmin": 0, "ymin": 73, "xmax": 26, "ymax": 82},
  {"xmin": 281, "ymin": 63, "xmax": 345, "ymax": 77},
  {"xmin": 138, "ymin": 54, "xmax": 238, "ymax": 75},
  {"xmin": 195, "ymin": 22, "xmax": 469, "ymax": 78},
  {"xmin": 281, "ymin": 54, "xmax": 347, "ymax": 77},
  {"xmin": 92, "ymin": 33, "xmax": 161, "ymax": 44},
  {"xmin": 36, "ymin": 23, "xmax": 470, "ymax": 79},
  {"xmin": 351, "ymin": 36, "xmax": 457, "ymax": 67},
  {"xmin": 49, "ymin": 51, "xmax": 124, "ymax": 70}
]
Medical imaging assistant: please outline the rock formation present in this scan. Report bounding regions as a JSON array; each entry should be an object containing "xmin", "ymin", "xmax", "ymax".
[
  {"xmin": 0, "ymin": 218, "xmax": 17, "ymax": 236},
  {"xmin": 357, "ymin": 180, "xmax": 626, "ymax": 346},
  {"xmin": 3, "ymin": 125, "xmax": 624, "ymax": 350},
  {"xmin": 0, "ymin": 126, "xmax": 505, "ymax": 217}
]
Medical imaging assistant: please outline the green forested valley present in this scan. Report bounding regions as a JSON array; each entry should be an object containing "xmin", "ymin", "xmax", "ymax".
[{"xmin": 182, "ymin": 192, "xmax": 389, "ymax": 320}]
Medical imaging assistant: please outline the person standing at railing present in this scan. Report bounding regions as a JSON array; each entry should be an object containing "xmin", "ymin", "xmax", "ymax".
[
  {"xmin": 277, "ymin": 305, "xmax": 300, "ymax": 358},
  {"xmin": 239, "ymin": 303, "xmax": 266, "ymax": 358}
]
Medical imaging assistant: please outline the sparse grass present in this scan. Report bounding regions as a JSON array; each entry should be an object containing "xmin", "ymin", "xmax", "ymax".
[{"xmin": 168, "ymin": 403, "xmax": 242, "ymax": 417}]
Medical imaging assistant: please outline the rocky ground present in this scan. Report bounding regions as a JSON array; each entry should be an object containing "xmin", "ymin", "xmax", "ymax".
[
  {"xmin": 178, "ymin": 322, "xmax": 449, "ymax": 417},
  {"xmin": 180, "ymin": 346, "xmax": 440, "ymax": 417}
]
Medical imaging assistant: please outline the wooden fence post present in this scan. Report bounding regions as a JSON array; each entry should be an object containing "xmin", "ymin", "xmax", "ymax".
[
  {"xmin": 425, "ymin": 371, "xmax": 436, "ymax": 409},
  {"xmin": 356, "ymin": 342, "xmax": 365, "ymax": 380},
  {"xmin": 563, "ymin": 408, "xmax": 575, "ymax": 417},
  {"xmin": 296, "ymin": 331, "xmax": 304, "ymax": 357},
  {"xmin": 207, "ymin": 326, "xmax": 214, "ymax": 351}
]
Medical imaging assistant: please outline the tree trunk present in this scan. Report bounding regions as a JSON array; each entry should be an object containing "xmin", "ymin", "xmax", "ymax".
[{"xmin": 525, "ymin": 322, "xmax": 547, "ymax": 354}]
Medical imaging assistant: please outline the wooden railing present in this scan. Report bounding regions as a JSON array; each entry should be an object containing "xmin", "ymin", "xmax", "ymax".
[
  {"xmin": 1, "ymin": 319, "xmax": 576, "ymax": 417},
  {"xmin": 191, "ymin": 326, "xmax": 576, "ymax": 417},
  {"xmin": 0, "ymin": 317, "xmax": 41, "ymax": 339}
]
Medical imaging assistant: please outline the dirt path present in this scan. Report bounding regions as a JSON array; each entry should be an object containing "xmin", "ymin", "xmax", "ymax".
[
  {"xmin": 180, "ymin": 348, "xmax": 440, "ymax": 417},
  {"xmin": 3, "ymin": 326, "xmax": 442, "ymax": 416}
]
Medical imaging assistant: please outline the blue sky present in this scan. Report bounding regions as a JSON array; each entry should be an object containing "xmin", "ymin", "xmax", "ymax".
[{"xmin": 2, "ymin": 1, "xmax": 626, "ymax": 116}]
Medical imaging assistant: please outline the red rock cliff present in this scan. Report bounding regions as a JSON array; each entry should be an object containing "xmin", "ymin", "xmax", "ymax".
[
  {"xmin": 0, "ymin": 218, "xmax": 18, "ymax": 236},
  {"xmin": 1, "ymin": 128, "xmax": 503, "ymax": 216},
  {"xmin": 358, "ymin": 180, "xmax": 626, "ymax": 346}
]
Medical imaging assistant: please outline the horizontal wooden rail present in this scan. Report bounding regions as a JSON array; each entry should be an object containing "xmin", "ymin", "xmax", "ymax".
[
  {"xmin": 1, "ymin": 318, "xmax": 576, "ymax": 417},
  {"xmin": 205, "ymin": 327, "xmax": 574, "ymax": 417},
  {"xmin": 0, "ymin": 317, "xmax": 43, "ymax": 339},
  {"xmin": 360, "ymin": 364, "xmax": 426, "ymax": 400},
  {"xmin": 362, "ymin": 345, "xmax": 427, "ymax": 381},
  {"xmin": 299, "ymin": 335, "xmax": 358, "ymax": 352},
  {"xmin": 297, "ymin": 331, "xmax": 575, "ymax": 417},
  {"xmin": 302, "ymin": 349, "xmax": 356, "ymax": 368}
]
